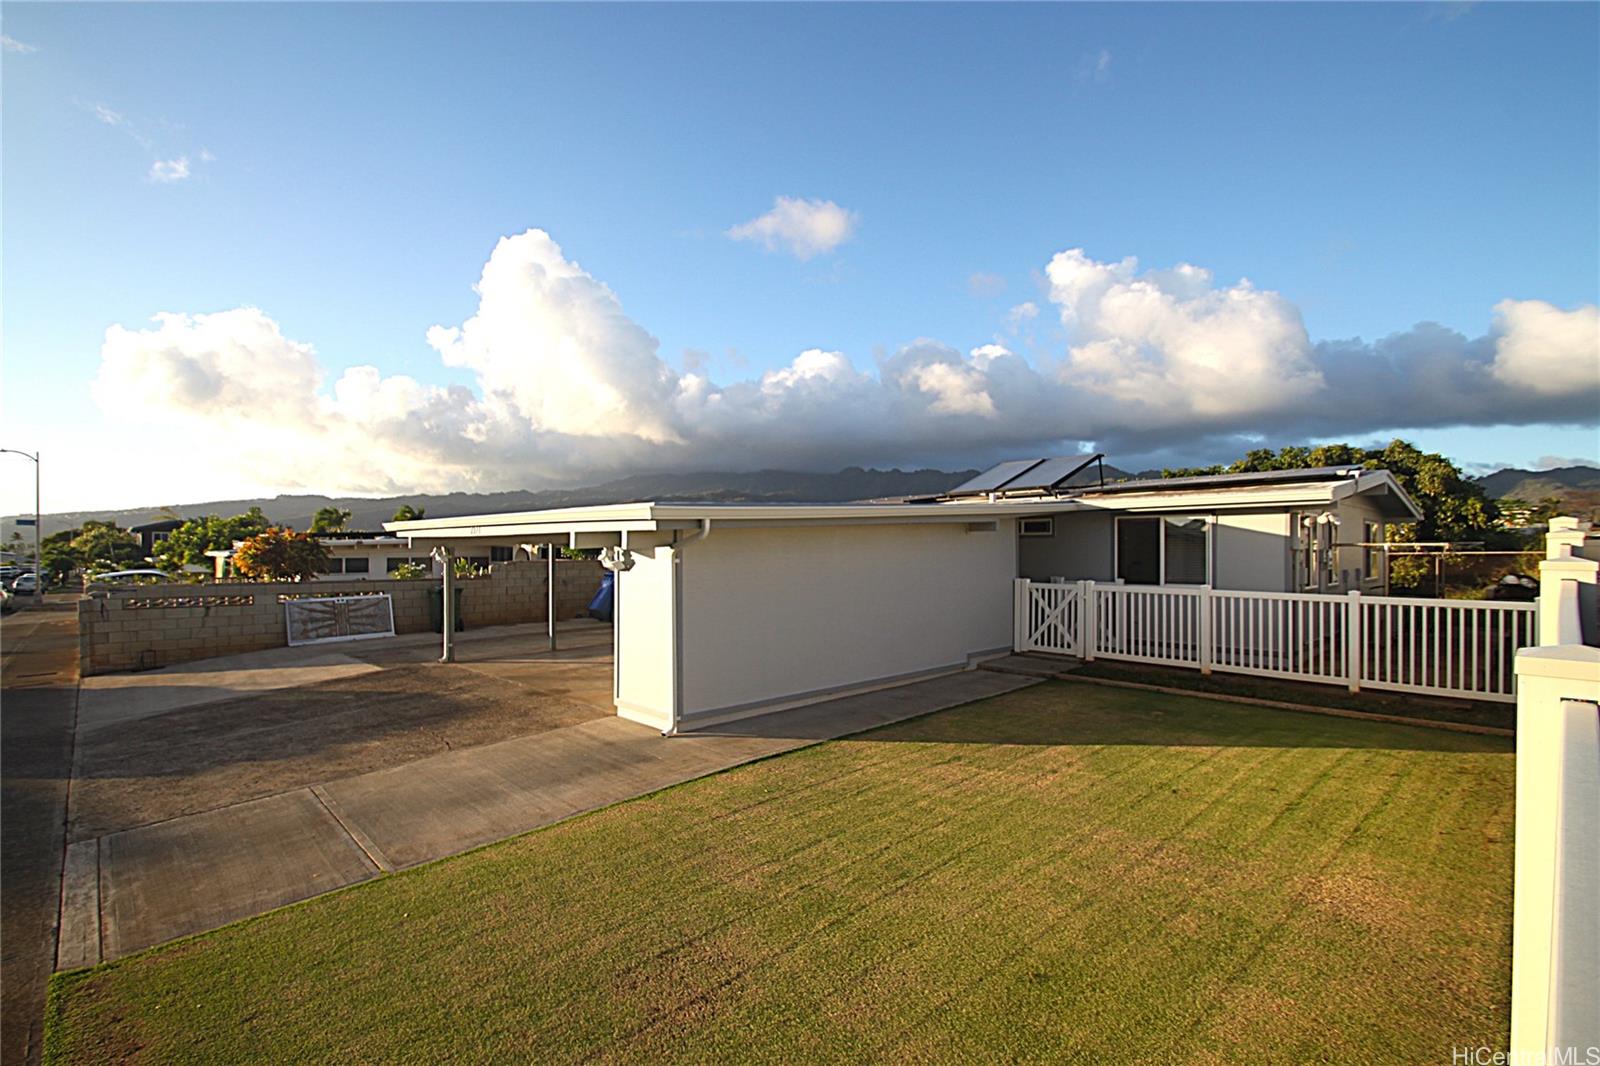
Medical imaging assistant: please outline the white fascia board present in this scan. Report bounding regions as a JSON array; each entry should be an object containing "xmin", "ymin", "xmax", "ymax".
[
  {"xmin": 386, "ymin": 500, "xmax": 1069, "ymax": 540},
  {"xmin": 1067, "ymin": 483, "xmax": 1337, "ymax": 513},
  {"xmin": 385, "ymin": 502, "xmax": 662, "ymax": 535},
  {"xmin": 644, "ymin": 502, "xmax": 1064, "ymax": 523}
]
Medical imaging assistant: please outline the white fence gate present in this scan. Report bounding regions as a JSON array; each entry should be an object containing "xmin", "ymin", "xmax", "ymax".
[
  {"xmin": 1014, "ymin": 579, "xmax": 1538, "ymax": 703},
  {"xmin": 1013, "ymin": 581, "xmax": 1081, "ymax": 657}
]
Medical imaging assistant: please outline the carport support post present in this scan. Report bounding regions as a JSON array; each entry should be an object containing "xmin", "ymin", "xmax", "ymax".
[
  {"xmin": 547, "ymin": 543, "xmax": 556, "ymax": 652},
  {"xmin": 434, "ymin": 546, "xmax": 456, "ymax": 663}
]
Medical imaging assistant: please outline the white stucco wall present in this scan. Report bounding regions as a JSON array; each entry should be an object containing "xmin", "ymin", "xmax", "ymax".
[
  {"xmin": 675, "ymin": 521, "xmax": 1018, "ymax": 721},
  {"xmin": 614, "ymin": 543, "xmax": 676, "ymax": 729}
]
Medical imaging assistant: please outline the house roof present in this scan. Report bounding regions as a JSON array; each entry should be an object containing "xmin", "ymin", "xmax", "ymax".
[
  {"xmin": 384, "ymin": 465, "xmax": 1421, "ymax": 541},
  {"xmin": 1068, "ymin": 467, "xmax": 1422, "ymax": 520},
  {"xmin": 1074, "ymin": 465, "xmax": 1365, "ymax": 494},
  {"xmin": 128, "ymin": 518, "xmax": 185, "ymax": 533}
]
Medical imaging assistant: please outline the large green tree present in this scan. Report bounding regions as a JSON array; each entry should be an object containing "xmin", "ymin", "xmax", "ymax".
[
  {"xmin": 70, "ymin": 521, "xmax": 145, "ymax": 571},
  {"xmin": 153, "ymin": 508, "xmax": 272, "ymax": 572},
  {"xmin": 1162, "ymin": 439, "xmax": 1497, "ymax": 542},
  {"xmin": 391, "ymin": 504, "xmax": 426, "ymax": 522}
]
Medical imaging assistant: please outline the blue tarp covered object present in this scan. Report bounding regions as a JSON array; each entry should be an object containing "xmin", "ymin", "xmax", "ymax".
[{"xmin": 587, "ymin": 571, "xmax": 615, "ymax": 622}]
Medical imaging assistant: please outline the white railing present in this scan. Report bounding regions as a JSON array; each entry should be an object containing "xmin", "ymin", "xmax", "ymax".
[
  {"xmin": 1210, "ymin": 589, "xmax": 1349, "ymax": 685},
  {"xmin": 1014, "ymin": 579, "xmax": 1538, "ymax": 703},
  {"xmin": 1358, "ymin": 594, "xmax": 1537, "ymax": 701},
  {"xmin": 1088, "ymin": 584, "xmax": 1202, "ymax": 669}
]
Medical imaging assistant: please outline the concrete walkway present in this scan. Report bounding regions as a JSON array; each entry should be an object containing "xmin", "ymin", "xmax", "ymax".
[{"xmin": 58, "ymin": 669, "xmax": 1036, "ymax": 967}]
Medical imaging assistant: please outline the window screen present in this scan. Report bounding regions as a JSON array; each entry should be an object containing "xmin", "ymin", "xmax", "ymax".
[
  {"xmin": 1116, "ymin": 518, "xmax": 1161, "ymax": 584},
  {"xmin": 490, "ymin": 546, "xmax": 514, "ymax": 562},
  {"xmin": 343, "ymin": 557, "xmax": 370, "ymax": 574},
  {"xmin": 1163, "ymin": 518, "xmax": 1208, "ymax": 585}
]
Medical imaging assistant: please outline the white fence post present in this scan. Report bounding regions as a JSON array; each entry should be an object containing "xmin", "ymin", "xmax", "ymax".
[
  {"xmin": 1013, "ymin": 578, "xmax": 1029, "ymax": 653},
  {"xmin": 1509, "ymin": 529, "xmax": 1600, "ymax": 1057},
  {"xmin": 1198, "ymin": 586, "xmax": 1212, "ymax": 675},
  {"xmin": 1081, "ymin": 580, "xmax": 1096, "ymax": 661},
  {"xmin": 1346, "ymin": 589, "xmax": 1362, "ymax": 692}
]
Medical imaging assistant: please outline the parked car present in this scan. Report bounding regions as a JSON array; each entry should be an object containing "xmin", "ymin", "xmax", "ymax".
[
  {"xmin": 85, "ymin": 569, "xmax": 173, "ymax": 587},
  {"xmin": 0, "ymin": 586, "xmax": 14, "ymax": 613},
  {"xmin": 10, "ymin": 572, "xmax": 40, "ymax": 594}
]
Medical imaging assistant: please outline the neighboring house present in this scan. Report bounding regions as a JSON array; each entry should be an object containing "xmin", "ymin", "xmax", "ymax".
[
  {"xmin": 128, "ymin": 519, "xmax": 185, "ymax": 559},
  {"xmin": 207, "ymin": 532, "xmax": 521, "ymax": 579},
  {"xmin": 386, "ymin": 456, "xmax": 1423, "ymax": 734}
]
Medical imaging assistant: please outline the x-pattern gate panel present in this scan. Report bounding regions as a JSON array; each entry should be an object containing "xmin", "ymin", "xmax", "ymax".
[{"xmin": 1020, "ymin": 582, "xmax": 1081, "ymax": 656}]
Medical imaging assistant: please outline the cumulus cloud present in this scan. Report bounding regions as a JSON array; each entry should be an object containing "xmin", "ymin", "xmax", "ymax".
[
  {"xmin": 148, "ymin": 157, "xmax": 191, "ymax": 183},
  {"xmin": 90, "ymin": 233, "xmax": 1600, "ymax": 495},
  {"xmin": 3, "ymin": 34, "xmax": 38, "ymax": 53},
  {"xmin": 727, "ymin": 197, "xmax": 858, "ymax": 260},
  {"xmin": 1489, "ymin": 299, "xmax": 1600, "ymax": 396}
]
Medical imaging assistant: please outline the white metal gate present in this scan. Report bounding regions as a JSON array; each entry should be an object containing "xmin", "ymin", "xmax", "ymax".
[
  {"xmin": 1014, "ymin": 581, "xmax": 1081, "ymax": 656},
  {"xmin": 285, "ymin": 593, "xmax": 396, "ymax": 647}
]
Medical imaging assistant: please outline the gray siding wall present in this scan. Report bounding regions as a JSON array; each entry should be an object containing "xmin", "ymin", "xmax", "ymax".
[{"xmin": 1018, "ymin": 513, "xmax": 1114, "ymax": 582}]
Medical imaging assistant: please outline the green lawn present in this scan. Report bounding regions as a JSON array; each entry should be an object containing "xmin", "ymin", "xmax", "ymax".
[{"xmin": 47, "ymin": 683, "xmax": 1514, "ymax": 1064}]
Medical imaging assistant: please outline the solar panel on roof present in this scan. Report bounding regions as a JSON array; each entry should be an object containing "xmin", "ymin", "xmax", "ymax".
[
  {"xmin": 999, "ymin": 454, "xmax": 1100, "ymax": 492},
  {"xmin": 948, "ymin": 458, "xmax": 1045, "ymax": 495}
]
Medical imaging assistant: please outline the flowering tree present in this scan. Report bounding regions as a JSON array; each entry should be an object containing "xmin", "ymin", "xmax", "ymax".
[{"xmin": 231, "ymin": 528, "xmax": 331, "ymax": 582}]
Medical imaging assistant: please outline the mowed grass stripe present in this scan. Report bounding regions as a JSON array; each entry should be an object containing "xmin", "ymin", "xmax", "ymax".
[
  {"xmin": 597, "ymin": 738, "xmax": 1232, "ymax": 1059},
  {"xmin": 46, "ymin": 682, "xmax": 1512, "ymax": 1065}
]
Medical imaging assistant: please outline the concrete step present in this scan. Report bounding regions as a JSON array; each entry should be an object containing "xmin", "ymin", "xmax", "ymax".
[{"xmin": 978, "ymin": 654, "xmax": 1083, "ymax": 679}]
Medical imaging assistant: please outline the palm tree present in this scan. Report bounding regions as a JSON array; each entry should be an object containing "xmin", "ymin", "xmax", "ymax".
[{"xmin": 310, "ymin": 506, "xmax": 352, "ymax": 533}]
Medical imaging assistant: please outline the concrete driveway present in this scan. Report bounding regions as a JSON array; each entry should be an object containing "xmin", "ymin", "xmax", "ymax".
[
  {"xmin": 58, "ymin": 618, "xmax": 1036, "ymax": 967},
  {"xmin": 71, "ymin": 621, "xmax": 616, "ymax": 841}
]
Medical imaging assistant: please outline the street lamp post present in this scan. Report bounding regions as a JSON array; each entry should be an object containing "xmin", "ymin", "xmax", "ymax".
[{"xmin": 0, "ymin": 448, "xmax": 41, "ymax": 603}]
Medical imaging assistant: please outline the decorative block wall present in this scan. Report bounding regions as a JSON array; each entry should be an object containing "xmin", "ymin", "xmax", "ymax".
[{"xmin": 78, "ymin": 559, "xmax": 605, "ymax": 675}]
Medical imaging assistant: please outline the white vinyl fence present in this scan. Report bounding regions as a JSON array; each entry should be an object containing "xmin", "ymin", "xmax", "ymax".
[{"xmin": 1015, "ymin": 579, "xmax": 1538, "ymax": 703}]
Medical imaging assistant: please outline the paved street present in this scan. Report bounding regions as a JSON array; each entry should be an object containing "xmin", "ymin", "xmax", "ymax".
[{"xmin": 1, "ymin": 603, "xmax": 79, "ymax": 1066}]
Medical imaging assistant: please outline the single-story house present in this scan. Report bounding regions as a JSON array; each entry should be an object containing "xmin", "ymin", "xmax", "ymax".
[
  {"xmin": 206, "ymin": 532, "xmax": 535, "ymax": 580},
  {"xmin": 385, "ymin": 458, "xmax": 1421, "ymax": 735}
]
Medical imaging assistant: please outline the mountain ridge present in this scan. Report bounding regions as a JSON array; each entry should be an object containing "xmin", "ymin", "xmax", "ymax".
[{"xmin": 4, "ymin": 462, "xmax": 1591, "ymax": 541}]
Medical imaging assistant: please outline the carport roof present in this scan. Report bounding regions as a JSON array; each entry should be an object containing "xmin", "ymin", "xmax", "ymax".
[{"xmin": 385, "ymin": 499, "xmax": 1068, "ymax": 539}]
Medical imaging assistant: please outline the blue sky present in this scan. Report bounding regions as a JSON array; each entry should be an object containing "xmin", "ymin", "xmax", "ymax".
[{"xmin": 2, "ymin": 2, "xmax": 1597, "ymax": 514}]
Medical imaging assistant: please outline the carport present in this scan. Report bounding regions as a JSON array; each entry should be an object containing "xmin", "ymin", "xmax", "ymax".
[{"xmin": 387, "ymin": 500, "xmax": 1050, "ymax": 733}]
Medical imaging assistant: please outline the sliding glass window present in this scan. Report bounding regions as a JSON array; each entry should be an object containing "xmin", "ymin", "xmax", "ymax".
[{"xmin": 1115, "ymin": 516, "xmax": 1210, "ymax": 586}]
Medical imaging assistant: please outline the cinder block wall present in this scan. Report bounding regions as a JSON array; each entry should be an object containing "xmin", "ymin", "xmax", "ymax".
[{"xmin": 78, "ymin": 559, "xmax": 605, "ymax": 676}]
